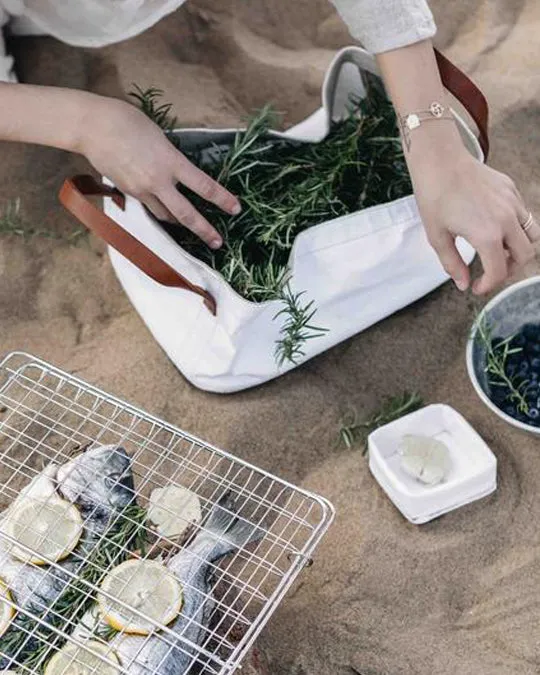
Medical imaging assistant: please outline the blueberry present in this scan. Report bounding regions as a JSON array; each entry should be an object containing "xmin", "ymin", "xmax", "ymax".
[
  {"xmin": 522, "ymin": 323, "xmax": 540, "ymax": 341},
  {"xmin": 513, "ymin": 333, "xmax": 527, "ymax": 348},
  {"xmin": 531, "ymin": 357, "xmax": 540, "ymax": 371},
  {"xmin": 503, "ymin": 404, "xmax": 517, "ymax": 418},
  {"xmin": 507, "ymin": 354, "xmax": 521, "ymax": 369},
  {"xmin": 518, "ymin": 363, "xmax": 530, "ymax": 378},
  {"xmin": 528, "ymin": 407, "xmax": 540, "ymax": 420},
  {"xmin": 530, "ymin": 343, "xmax": 540, "ymax": 355},
  {"xmin": 506, "ymin": 364, "xmax": 518, "ymax": 378},
  {"xmin": 526, "ymin": 384, "xmax": 539, "ymax": 398},
  {"xmin": 531, "ymin": 372, "xmax": 539, "ymax": 382},
  {"xmin": 491, "ymin": 390, "xmax": 507, "ymax": 406}
]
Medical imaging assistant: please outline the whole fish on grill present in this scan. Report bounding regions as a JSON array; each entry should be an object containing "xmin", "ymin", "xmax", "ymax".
[{"xmin": 114, "ymin": 493, "xmax": 262, "ymax": 674}]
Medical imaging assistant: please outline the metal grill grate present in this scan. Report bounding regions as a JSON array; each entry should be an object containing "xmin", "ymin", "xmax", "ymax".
[{"xmin": 0, "ymin": 352, "xmax": 334, "ymax": 674}]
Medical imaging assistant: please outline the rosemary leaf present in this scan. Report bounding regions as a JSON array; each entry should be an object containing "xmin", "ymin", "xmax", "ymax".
[{"xmin": 340, "ymin": 391, "xmax": 424, "ymax": 455}]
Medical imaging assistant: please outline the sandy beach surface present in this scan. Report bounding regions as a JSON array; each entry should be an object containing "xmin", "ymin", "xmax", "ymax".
[{"xmin": 1, "ymin": 1, "xmax": 540, "ymax": 673}]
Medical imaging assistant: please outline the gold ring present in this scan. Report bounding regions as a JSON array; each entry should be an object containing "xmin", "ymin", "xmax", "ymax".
[{"xmin": 520, "ymin": 212, "xmax": 534, "ymax": 232}]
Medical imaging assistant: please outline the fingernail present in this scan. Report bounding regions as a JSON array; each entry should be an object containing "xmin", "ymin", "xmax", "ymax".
[
  {"xmin": 231, "ymin": 202, "xmax": 242, "ymax": 216},
  {"xmin": 210, "ymin": 238, "xmax": 222, "ymax": 250},
  {"xmin": 455, "ymin": 278, "xmax": 468, "ymax": 291}
]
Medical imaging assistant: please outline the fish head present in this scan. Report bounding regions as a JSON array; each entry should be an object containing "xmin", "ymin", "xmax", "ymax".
[{"xmin": 56, "ymin": 444, "xmax": 135, "ymax": 516}]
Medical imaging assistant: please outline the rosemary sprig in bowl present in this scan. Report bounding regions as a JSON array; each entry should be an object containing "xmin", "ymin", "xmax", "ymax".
[{"xmin": 473, "ymin": 314, "xmax": 529, "ymax": 415}]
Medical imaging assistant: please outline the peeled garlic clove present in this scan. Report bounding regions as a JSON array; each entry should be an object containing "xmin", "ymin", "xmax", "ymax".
[
  {"xmin": 148, "ymin": 486, "xmax": 202, "ymax": 538},
  {"xmin": 400, "ymin": 435, "xmax": 451, "ymax": 486}
]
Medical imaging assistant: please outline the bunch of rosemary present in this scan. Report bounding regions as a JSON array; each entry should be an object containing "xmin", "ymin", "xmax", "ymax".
[
  {"xmin": 131, "ymin": 82, "xmax": 412, "ymax": 363},
  {"xmin": 0, "ymin": 504, "xmax": 147, "ymax": 672}
]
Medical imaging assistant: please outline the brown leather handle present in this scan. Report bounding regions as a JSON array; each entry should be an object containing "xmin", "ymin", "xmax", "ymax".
[
  {"xmin": 434, "ymin": 48, "xmax": 490, "ymax": 159},
  {"xmin": 59, "ymin": 175, "xmax": 217, "ymax": 315}
]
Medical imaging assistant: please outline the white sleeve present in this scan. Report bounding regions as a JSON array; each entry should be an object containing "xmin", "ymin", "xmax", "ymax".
[{"xmin": 329, "ymin": 0, "xmax": 437, "ymax": 54}]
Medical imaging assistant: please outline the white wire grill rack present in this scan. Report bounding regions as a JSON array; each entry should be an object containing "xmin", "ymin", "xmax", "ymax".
[{"xmin": 0, "ymin": 352, "xmax": 334, "ymax": 674}]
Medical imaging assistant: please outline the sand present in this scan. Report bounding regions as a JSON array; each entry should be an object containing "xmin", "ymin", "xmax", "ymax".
[{"xmin": 1, "ymin": 0, "xmax": 540, "ymax": 673}]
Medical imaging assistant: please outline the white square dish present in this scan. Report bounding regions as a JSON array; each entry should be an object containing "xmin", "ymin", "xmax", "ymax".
[{"xmin": 368, "ymin": 404, "xmax": 497, "ymax": 524}]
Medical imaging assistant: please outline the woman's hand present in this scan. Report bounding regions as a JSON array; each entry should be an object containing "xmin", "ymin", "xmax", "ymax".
[
  {"xmin": 78, "ymin": 96, "xmax": 240, "ymax": 249},
  {"xmin": 376, "ymin": 40, "xmax": 538, "ymax": 295},
  {"xmin": 407, "ymin": 123, "xmax": 539, "ymax": 295}
]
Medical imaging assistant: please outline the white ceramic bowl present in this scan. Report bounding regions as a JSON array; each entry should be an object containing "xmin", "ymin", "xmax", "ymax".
[
  {"xmin": 466, "ymin": 275, "xmax": 540, "ymax": 435},
  {"xmin": 368, "ymin": 404, "xmax": 497, "ymax": 524}
]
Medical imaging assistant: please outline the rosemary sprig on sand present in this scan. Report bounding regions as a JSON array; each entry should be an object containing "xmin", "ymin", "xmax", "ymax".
[
  {"xmin": 0, "ymin": 199, "xmax": 83, "ymax": 241},
  {"xmin": 474, "ymin": 314, "xmax": 529, "ymax": 414},
  {"xmin": 0, "ymin": 199, "xmax": 26, "ymax": 236},
  {"xmin": 340, "ymin": 391, "xmax": 424, "ymax": 455},
  {"xmin": 0, "ymin": 504, "xmax": 147, "ymax": 672}
]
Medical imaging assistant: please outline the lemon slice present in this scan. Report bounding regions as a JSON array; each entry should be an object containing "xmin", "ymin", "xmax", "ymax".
[
  {"xmin": 98, "ymin": 559, "xmax": 183, "ymax": 635},
  {"xmin": 5, "ymin": 499, "xmax": 83, "ymax": 565},
  {"xmin": 0, "ymin": 578, "xmax": 15, "ymax": 638},
  {"xmin": 44, "ymin": 641, "xmax": 120, "ymax": 675},
  {"xmin": 148, "ymin": 486, "xmax": 201, "ymax": 538}
]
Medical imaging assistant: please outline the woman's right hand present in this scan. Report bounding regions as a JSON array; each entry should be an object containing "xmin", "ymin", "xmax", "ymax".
[{"xmin": 78, "ymin": 96, "xmax": 240, "ymax": 249}]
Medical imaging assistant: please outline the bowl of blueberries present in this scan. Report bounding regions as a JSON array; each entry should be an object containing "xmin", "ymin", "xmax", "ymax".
[{"xmin": 467, "ymin": 276, "xmax": 540, "ymax": 434}]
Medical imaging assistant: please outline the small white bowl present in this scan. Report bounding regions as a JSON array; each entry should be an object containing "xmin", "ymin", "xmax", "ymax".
[
  {"xmin": 467, "ymin": 275, "xmax": 540, "ymax": 435},
  {"xmin": 368, "ymin": 404, "xmax": 497, "ymax": 524}
]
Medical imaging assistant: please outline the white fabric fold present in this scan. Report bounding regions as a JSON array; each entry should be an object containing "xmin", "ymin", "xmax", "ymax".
[
  {"xmin": 330, "ymin": 0, "xmax": 436, "ymax": 53},
  {"xmin": 0, "ymin": 0, "xmax": 436, "ymax": 51}
]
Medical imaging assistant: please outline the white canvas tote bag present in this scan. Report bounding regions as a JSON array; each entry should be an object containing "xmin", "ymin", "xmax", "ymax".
[{"xmin": 60, "ymin": 46, "xmax": 489, "ymax": 393}]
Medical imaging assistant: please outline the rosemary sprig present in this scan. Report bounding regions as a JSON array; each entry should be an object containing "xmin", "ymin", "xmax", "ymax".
[
  {"xmin": 0, "ymin": 504, "xmax": 147, "ymax": 672},
  {"xmin": 0, "ymin": 199, "xmax": 84, "ymax": 241},
  {"xmin": 274, "ymin": 286, "xmax": 328, "ymax": 367},
  {"xmin": 129, "ymin": 85, "xmax": 178, "ymax": 132},
  {"xmin": 473, "ymin": 314, "xmax": 529, "ymax": 414},
  {"xmin": 339, "ymin": 391, "xmax": 424, "ymax": 455}
]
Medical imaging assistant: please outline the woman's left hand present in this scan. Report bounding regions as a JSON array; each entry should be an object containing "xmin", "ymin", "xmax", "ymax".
[{"xmin": 408, "ymin": 128, "xmax": 539, "ymax": 295}]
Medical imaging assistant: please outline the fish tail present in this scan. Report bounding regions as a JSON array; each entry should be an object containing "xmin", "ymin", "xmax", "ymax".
[{"xmin": 198, "ymin": 493, "xmax": 263, "ymax": 563}]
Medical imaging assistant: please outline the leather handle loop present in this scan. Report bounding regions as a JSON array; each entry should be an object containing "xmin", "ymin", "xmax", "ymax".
[
  {"xmin": 434, "ymin": 48, "xmax": 490, "ymax": 160},
  {"xmin": 327, "ymin": 46, "xmax": 490, "ymax": 160},
  {"xmin": 59, "ymin": 175, "xmax": 217, "ymax": 315}
]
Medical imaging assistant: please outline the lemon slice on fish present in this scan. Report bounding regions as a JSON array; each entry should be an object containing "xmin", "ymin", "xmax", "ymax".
[
  {"xmin": 98, "ymin": 559, "xmax": 183, "ymax": 635},
  {"xmin": 5, "ymin": 499, "xmax": 83, "ymax": 565},
  {"xmin": 44, "ymin": 640, "xmax": 120, "ymax": 675},
  {"xmin": 0, "ymin": 578, "xmax": 15, "ymax": 638},
  {"xmin": 148, "ymin": 485, "xmax": 201, "ymax": 538}
]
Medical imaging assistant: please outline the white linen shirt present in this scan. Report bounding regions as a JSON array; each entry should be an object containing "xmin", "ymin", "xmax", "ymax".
[{"xmin": 0, "ymin": 0, "xmax": 436, "ymax": 52}]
